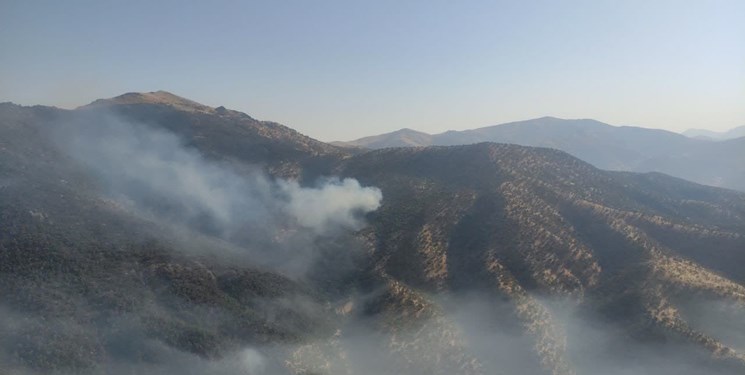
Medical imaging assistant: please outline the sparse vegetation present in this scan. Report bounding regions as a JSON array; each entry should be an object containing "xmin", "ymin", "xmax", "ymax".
[{"xmin": 2, "ymin": 96, "xmax": 745, "ymax": 374}]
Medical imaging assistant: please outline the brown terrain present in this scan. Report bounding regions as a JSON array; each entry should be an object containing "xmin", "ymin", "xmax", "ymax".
[{"xmin": 1, "ymin": 92, "xmax": 744, "ymax": 374}]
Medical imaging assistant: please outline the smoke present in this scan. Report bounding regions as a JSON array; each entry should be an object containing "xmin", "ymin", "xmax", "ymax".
[
  {"xmin": 6, "ymin": 109, "xmax": 743, "ymax": 375},
  {"xmin": 675, "ymin": 296, "xmax": 745, "ymax": 352},
  {"xmin": 237, "ymin": 348, "xmax": 266, "ymax": 374},
  {"xmin": 436, "ymin": 293, "xmax": 745, "ymax": 375},
  {"xmin": 280, "ymin": 177, "xmax": 382, "ymax": 234},
  {"xmin": 95, "ymin": 345, "xmax": 272, "ymax": 375},
  {"xmin": 51, "ymin": 111, "xmax": 381, "ymax": 272},
  {"xmin": 4, "ymin": 292, "xmax": 743, "ymax": 375}
]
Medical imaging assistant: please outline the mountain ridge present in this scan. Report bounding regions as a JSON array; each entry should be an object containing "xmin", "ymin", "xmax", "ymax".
[
  {"xmin": 82, "ymin": 90, "xmax": 215, "ymax": 113},
  {"xmin": 336, "ymin": 117, "xmax": 745, "ymax": 192},
  {"xmin": 683, "ymin": 125, "xmax": 745, "ymax": 141},
  {"xmin": 3, "ymin": 92, "xmax": 745, "ymax": 374}
]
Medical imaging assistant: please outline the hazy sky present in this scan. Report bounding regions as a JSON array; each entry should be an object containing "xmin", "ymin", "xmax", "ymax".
[{"xmin": 1, "ymin": 0, "xmax": 743, "ymax": 141}]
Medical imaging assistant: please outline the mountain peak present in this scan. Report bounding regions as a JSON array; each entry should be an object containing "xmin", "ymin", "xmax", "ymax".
[
  {"xmin": 393, "ymin": 127, "xmax": 430, "ymax": 135},
  {"xmin": 334, "ymin": 127, "xmax": 433, "ymax": 149},
  {"xmin": 81, "ymin": 90, "xmax": 214, "ymax": 113}
]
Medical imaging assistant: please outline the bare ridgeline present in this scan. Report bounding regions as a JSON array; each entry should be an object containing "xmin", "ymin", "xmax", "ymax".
[{"xmin": 1, "ymin": 91, "xmax": 745, "ymax": 375}]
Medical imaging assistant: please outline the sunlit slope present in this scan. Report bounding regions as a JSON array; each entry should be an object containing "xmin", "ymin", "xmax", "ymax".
[
  {"xmin": 3, "ymin": 94, "xmax": 745, "ymax": 374},
  {"xmin": 334, "ymin": 143, "xmax": 745, "ymax": 374}
]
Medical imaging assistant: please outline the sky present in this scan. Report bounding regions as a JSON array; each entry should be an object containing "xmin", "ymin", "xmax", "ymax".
[{"xmin": 1, "ymin": 0, "xmax": 744, "ymax": 141}]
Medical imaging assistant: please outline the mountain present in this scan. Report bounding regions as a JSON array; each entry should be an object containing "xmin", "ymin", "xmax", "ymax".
[
  {"xmin": 80, "ymin": 92, "xmax": 348, "ymax": 178},
  {"xmin": 332, "ymin": 128, "xmax": 433, "ymax": 149},
  {"xmin": 83, "ymin": 90, "xmax": 216, "ymax": 113},
  {"xmin": 337, "ymin": 117, "xmax": 745, "ymax": 192},
  {"xmin": 335, "ymin": 144, "xmax": 745, "ymax": 374},
  {"xmin": 637, "ymin": 136, "xmax": 745, "ymax": 191},
  {"xmin": 683, "ymin": 126, "xmax": 745, "ymax": 141},
  {"xmin": 3, "ymin": 93, "xmax": 745, "ymax": 375}
]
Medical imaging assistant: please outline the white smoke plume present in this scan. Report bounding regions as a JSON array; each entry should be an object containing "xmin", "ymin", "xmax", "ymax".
[
  {"xmin": 280, "ymin": 177, "xmax": 382, "ymax": 234},
  {"xmin": 52, "ymin": 111, "xmax": 381, "ymax": 268}
]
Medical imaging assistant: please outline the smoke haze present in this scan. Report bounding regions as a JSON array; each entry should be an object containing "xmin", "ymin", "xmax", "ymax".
[
  {"xmin": 2, "ymin": 108, "xmax": 742, "ymax": 375},
  {"xmin": 51, "ymin": 111, "xmax": 381, "ymax": 273}
]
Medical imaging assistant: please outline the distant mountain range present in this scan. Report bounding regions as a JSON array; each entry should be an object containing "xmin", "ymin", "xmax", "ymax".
[
  {"xmin": 683, "ymin": 126, "xmax": 745, "ymax": 141},
  {"xmin": 3, "ymin": 92, "xmax": 745, "ymax": 375},
  {"xmin": 335, "ymin": 117, "xmax": 745, "ymax": 192}
]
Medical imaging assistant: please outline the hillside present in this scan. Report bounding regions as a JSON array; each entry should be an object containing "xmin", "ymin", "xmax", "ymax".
[
  {"xmin": 337, "ymin": 117, "xmax": 745, "ymax": 191},
  {"xmin": 79, "ymin": 91, "xmax": 348, "ymax": 177},
  {"xmin": 2, "ymin": 94, "xmax": 745, "ymax": 374},
  {"xmin": 0, "ymin": 102, "xmax": 336, "ymax": 375},
  {"xmin": 332, "ymin": 144, "xmax": 745, "ymax": 374}
]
